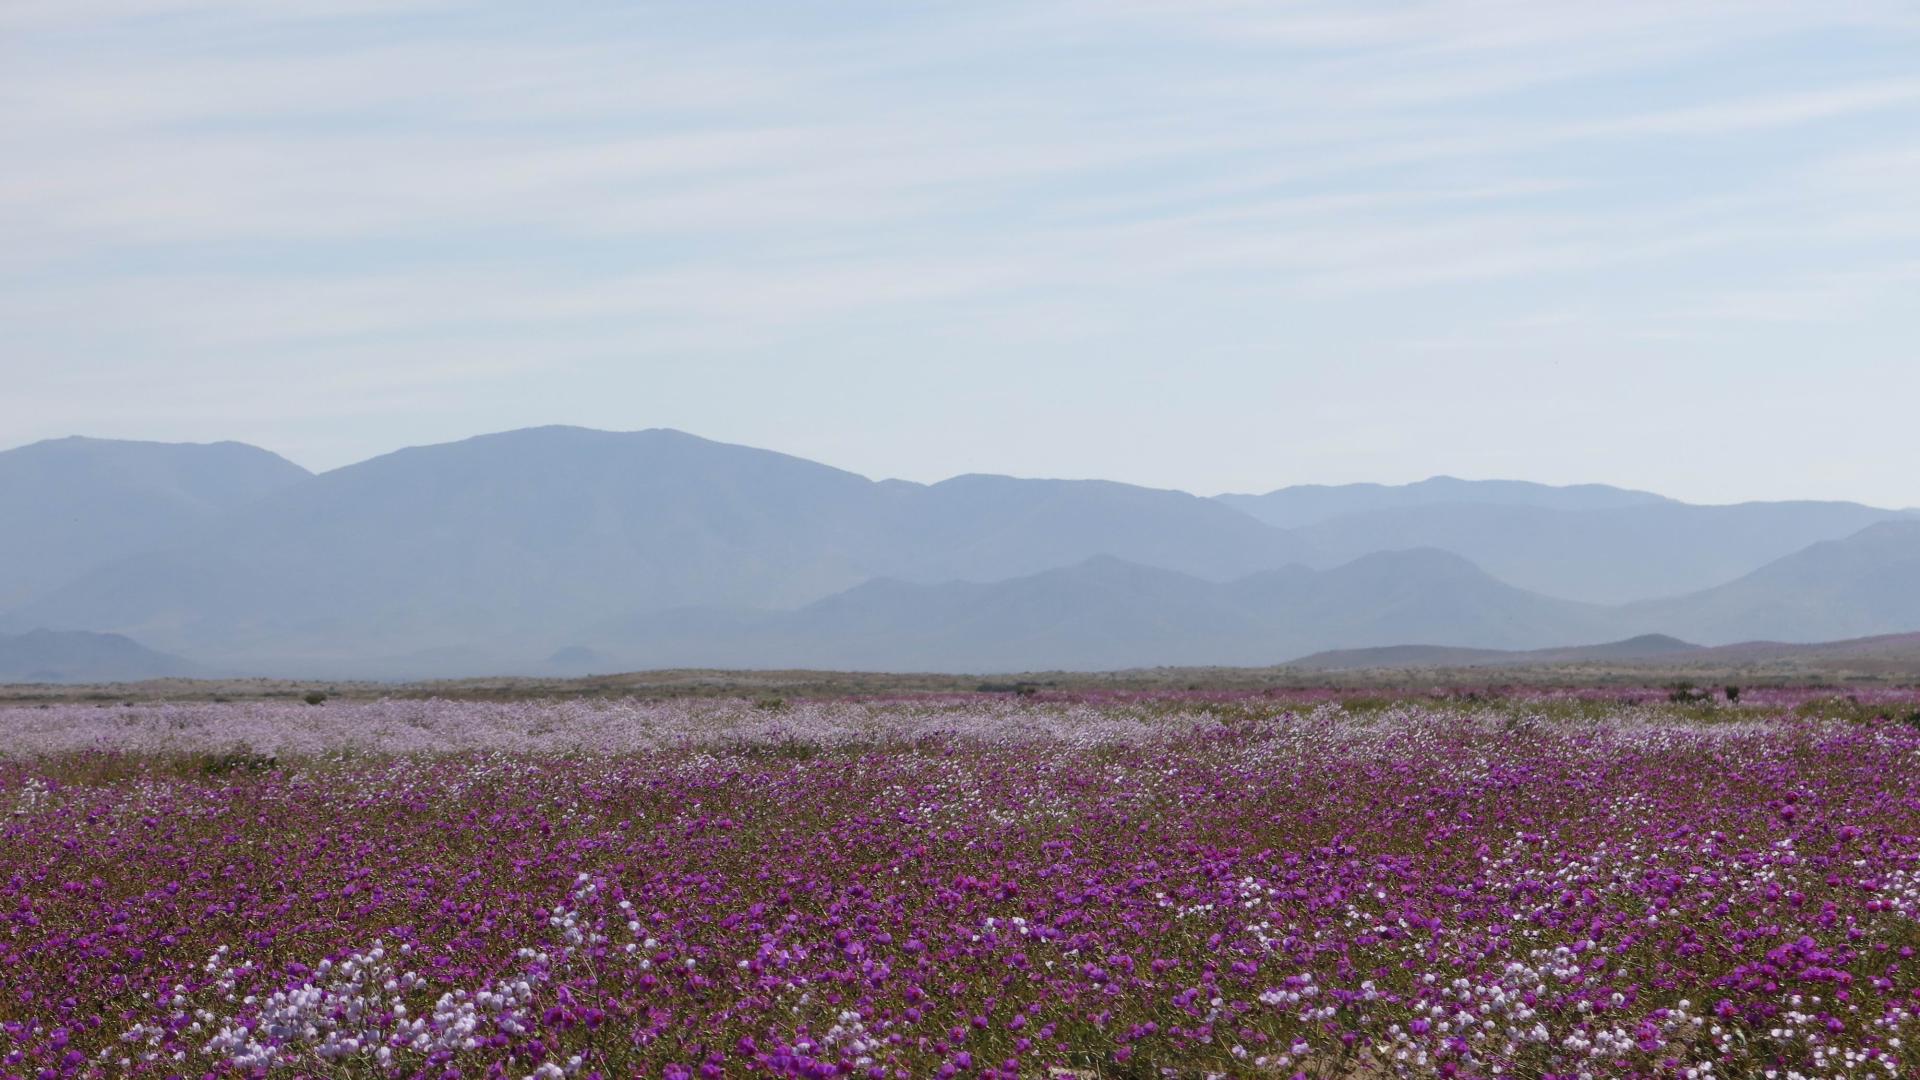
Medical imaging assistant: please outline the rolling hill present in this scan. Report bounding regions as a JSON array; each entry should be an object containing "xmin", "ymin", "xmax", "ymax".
[
  {"xmin": 1288, "ymin": 500, "xmax": 1909, "ymax": 603},
  {"xmin": 1625, "ymin": 521, "xmax": 1920, "ymax": 643},
  {"xmin": 0, "ymin": 628, "xmax": 196, "ymax": 683},
  {"xmin": 1290, "ymin": 634, "xmax": 1699, "ymax": 671},
  {"xmin": 1288, "ymin": 630, "xmax": 1920, "ymax": 681},
  {"xmin": 593, "ymin": 549, "xmax": 1615, "ymax": 672},
  {"xmin": 0, "ymin": 436, "xmax": 311, "ymax": 608},
  {"xmin": 590, "ymin": 518, "xmax": 1920, "ymax": 674}
]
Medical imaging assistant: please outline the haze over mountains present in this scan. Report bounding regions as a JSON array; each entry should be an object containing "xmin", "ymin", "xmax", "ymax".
[
  {"xmin": 1216, "ymin": 477, "xmax": 1672, "ymax": 528},
  {"xmin": 595, "ymin": 550, "xmax": 1617, "ymax": 673},
  {"xmin": 1224, "ymin": 483, "xmax": 1906, "ymax": 604},
  {"xmin": 1292, "ymin": 630, "xmax": 1920, "ymax": 680},
  {"xmin": 4, "ymin": 426, "xmax": 1919, "ymax": 678},
  {"xmin": 0, "ymin": 436, "xmax": 311, "ymax": 609},
  {"xmin": 0, "ymin": 629, "xmax": 195, "ymax": 684}
]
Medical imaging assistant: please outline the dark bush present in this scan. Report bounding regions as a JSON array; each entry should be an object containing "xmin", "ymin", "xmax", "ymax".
[
  {"xmin": 1667, "ymin": 682, "xmax": 1710, "ymax": 704},
  {"xmin": 975, "ymin": 682, "xmax": 1040, "ymax": 697},
  {"xmin": 303, "ymin": 690, "xmax": 328, "ymax": 706}
]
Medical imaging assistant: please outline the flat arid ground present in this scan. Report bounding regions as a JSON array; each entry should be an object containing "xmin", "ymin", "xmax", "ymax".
[
  {"xmin": 4, "ymin": 688, "xmax": 1918, "ymax": 1077},
  {"xmin": 10, "ymin": 639, "xmax": 1920, "ymax": 706}
]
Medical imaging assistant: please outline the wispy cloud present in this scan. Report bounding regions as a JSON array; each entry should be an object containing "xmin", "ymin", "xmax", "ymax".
[{"xmin": 2, "ymin": 1, "xmax": 1917, "ymax": 500}]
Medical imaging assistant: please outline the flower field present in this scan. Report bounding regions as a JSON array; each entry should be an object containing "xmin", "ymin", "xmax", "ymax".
[{"xmin": 4, "ymin": 694, "xmax": 1919, "ymax": 1078}]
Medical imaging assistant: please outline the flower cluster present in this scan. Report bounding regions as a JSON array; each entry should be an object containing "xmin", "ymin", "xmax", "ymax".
[{"xmin": 2, "ymin": 696, "xmax": 1918, "ymax": 1077}]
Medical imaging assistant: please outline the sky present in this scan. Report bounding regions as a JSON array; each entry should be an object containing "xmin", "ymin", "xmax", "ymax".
[{"xmin": 3, "ymin": 1, "xmax": 1919, "ymax": 506}]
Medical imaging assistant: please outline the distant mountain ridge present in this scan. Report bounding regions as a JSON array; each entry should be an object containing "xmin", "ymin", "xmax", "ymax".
[
  {"xmin": 1625, "ymin": 521, "xmax": 1920, "ymax": 643},
  {"xmin": 0, "ymin": 628, "xmax": 196, "ymax": 683},
  {"xmin": 12, "ymin": 427, "xmax": 1309, "ymax": 667},
  {"xmin": 0, "ymin": 436, "xmax": 311, "ymax": 608},
  {"xmin": 1289, "ymin": 500, "xmax": 1908, "ymax": 603},
  {"xmin": 3, "ymin": 426, "xmax": 1919, "ymax": 678},
  {"xmin": 591, "ymin": 549, "xmax": 1616, "ymax": 672},
  {"xmin": 1291, "ymin": 634, "xmax": 1699, "ymax": 671},
  {"xmin": 1289, "ymin": 629, "xmax": 1920, "ymax": 679},
  {"xmin": 1217, "ymin": 476, "xmax": 1671, "ymax": 529}
]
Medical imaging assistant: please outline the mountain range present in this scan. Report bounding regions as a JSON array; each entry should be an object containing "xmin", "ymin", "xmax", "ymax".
[
  {"xmin": 1291, "ymin": 633, "xmax": 1700, "ymax": 671},
  {"xmin": 1292, "ymin": 630, "xmax": 1920, "ymax": 680},
  {"xmin": 0, "ymin": 629, "xmax": 196, "ymax": 684},
  {"xmin": 0, "ymin": 436, "xmax": 310, "ymax": 609},
  {"xmin": 3, "ymin": 426, "xmax": 1918, "ymax": 677},
  {"xmin": 587, "ymin": 550, "xmax": 1614, "ymax": 672}
]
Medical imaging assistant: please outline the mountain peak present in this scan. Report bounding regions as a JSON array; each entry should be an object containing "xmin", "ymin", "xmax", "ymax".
[
  {"xmin": 8, "ymin": 433, "xmax": 310, "ymax": 471},
  {"xmin": 0, "ymin": 435, "xmax": 315, "ymax": 610},
  {"xmin": 0, "ymin": 627, "xmax": 195, "ymax": 683}
]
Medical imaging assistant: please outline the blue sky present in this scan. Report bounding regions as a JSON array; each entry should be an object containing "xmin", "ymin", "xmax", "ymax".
[{"xmin": 3, "ymin": 1, "xmax": 1918, "ymax": 504}]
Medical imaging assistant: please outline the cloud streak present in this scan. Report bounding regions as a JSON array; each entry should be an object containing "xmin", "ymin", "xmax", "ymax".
[{"xmin": 2, "ymin": 1, "xmax": 1917, "ymax": 503}]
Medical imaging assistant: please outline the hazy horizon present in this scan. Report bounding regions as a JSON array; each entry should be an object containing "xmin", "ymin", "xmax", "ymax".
[
  {"xmin": 6, "ymin": 425, "xmax": 1915, "ymax": 509},
  {"xmin": 8, "ymin": 422, "xmax": 1920, "ymax": 682},
  {"xmin": 5, "ymin": 3, "xmax": 1920, "ymax": 505}
]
